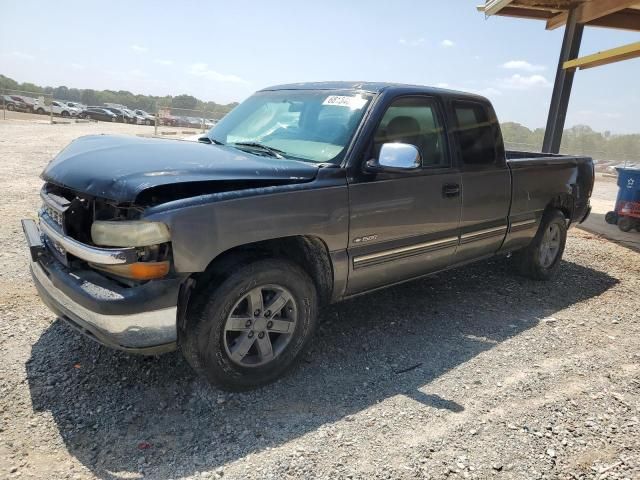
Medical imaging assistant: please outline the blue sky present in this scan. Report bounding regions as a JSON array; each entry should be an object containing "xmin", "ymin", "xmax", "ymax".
[{"xmin": 1, "ymin": 0, "xmax": 639, "ymax": 133}]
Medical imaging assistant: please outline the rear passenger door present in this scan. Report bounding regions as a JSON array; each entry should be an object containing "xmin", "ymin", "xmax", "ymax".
[
  {"xmin": 451, "ymin": 100, "xmax": 510, "ymax": 262},
  {"xmin": 346, "ymin": 95, "xmax": 462, "ymax": 294}
]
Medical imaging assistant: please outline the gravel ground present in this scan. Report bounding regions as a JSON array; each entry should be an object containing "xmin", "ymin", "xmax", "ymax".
[{"xmin": 0, "ymin": 119, "xmax": 638, "ymax": 480}]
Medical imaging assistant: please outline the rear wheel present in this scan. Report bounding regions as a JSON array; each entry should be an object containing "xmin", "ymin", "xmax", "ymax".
[
  {"xmin": 514, "ymin": 209, "xmax": 567, "ymax": 280},
  {"xmin": 618, "ymin": 217, "xmax": 634, "ymax": 232},
  {"xmin": 145, "ymin": 119, "xmax": 151, "ymax": 126},
  {"xmin": 181, "ymin": 258, "xmax": 318, "ymax": 391},
  {"xmin": 36, "ymin": 108, "xmax": 45, "ymax": 115},
  {"xmin": 605, "ymin": 211, "xmax": 618, "ymax": 225},
  {"xmin": 61, "ymin": 110, "xmax": 69, "ymax": 117},
  {"xmin": 7, "ymin": 103, "xmax": 15, "ymax": 111}
]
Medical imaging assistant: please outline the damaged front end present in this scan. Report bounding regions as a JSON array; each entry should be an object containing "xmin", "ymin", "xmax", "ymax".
[{"xmin": 22, "ymin": 183, "xmax": 182, "ymax": 353}]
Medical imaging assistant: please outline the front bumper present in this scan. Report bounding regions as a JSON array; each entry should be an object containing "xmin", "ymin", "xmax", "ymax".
[{"xmin": 23, "ymin": 219, "xmax": 180, "ymax": 354}]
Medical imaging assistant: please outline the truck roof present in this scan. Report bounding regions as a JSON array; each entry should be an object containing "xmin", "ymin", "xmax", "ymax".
[{"xmin": 260, "ymin": 81, "xmax": 488, "ymax": 102}]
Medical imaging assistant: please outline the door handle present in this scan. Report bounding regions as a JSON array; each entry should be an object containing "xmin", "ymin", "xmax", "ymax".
[{"xmin": 442, "ymin": 184, "xmax": 461, "ymax": 198}]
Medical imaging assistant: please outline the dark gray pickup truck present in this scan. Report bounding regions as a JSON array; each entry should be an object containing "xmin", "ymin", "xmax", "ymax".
[{"xmin": 22, "ymin": 82, "xmax": 594, "ymax": 390}]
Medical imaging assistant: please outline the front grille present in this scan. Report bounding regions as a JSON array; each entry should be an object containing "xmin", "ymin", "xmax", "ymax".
[{"xmin": 42, "ymin": 203, "xmax": 64, "ymax": 229}]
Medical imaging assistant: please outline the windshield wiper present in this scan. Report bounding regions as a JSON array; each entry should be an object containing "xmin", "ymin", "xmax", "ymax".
[
  {"xmin": 231, "ymin": 142, "xmax": 286, "ymax": 159},
  {"xmin": 198, "ymin": 136, "xmax": 225, "ymax": 145}
]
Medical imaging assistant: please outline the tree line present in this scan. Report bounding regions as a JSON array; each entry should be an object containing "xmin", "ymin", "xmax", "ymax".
[
  {"xmin": 0, "ymin": 74, "xmax": 238, "ymax": 119},
  {"xmin": 501, "ymin": 122, "xmax": 639, "ymax": 164}
]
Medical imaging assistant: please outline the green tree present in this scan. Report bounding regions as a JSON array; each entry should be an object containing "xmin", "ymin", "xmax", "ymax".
[
  {"xmin": 81, "ymin": 89, "xmax": 99, "ymax": 106},
  {"xmin": 172, "ymin": 94, "xmax": 198, "ymax": 110}
]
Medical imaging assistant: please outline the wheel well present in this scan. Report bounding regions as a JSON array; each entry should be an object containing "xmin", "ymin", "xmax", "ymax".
[
  {"xmin": 195, "ymin": 236, "xmax": 334, "ymax": 305},
  {"xmin": 546, "ymin": 194, "xmax": 573, "ymax": 220}
]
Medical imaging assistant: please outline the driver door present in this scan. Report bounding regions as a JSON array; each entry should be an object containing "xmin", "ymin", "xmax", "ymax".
[{"xmin": 346, "ymin": 95, "xmax": 462, "ymax": 294}]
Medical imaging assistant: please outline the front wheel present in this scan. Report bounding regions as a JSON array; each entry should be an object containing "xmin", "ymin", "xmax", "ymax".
[
  {"xmin": 36, "ymin": 108, "xmax": 45, "ymax": 115},
  {"xmin": 513, "ymin": 209, "xmax": 567, "ymax": 280},
  {"xmin": 7, "ymin": 104, "xmax": 15, "ymax": 111},
  {"xmin": 181, "ymin": 258, "xmax": 318, "ymax": 391},
  {"xmin": 61, "ymin": 110, "xmax": 69, "ymax": 118}
]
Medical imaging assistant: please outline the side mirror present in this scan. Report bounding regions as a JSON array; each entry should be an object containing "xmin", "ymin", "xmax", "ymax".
[{"xmin": 366, "ymin": 143, "xmax": 421, "ymax": 173}]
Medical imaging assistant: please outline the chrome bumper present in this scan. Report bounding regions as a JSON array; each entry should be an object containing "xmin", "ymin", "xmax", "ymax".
[
  {"xmin": 31, "ymin": 259, "xmax": 177, "ymax": 353},
  {"xmin": 39, "ymin": 212, "xmax": 138, "ymax": 265}
]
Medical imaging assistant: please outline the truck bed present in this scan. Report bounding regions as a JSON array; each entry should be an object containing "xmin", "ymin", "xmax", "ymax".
[{"xmin": 504, "ymin": 150, "xmax": 594, "ymax": 238}]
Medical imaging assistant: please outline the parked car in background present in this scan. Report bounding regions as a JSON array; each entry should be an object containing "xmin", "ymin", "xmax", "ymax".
[
  {"xmin": 123, "ymin": 108, "xmax": 145, "ymax": 125},
  {"xmin": 66, "ymin": 101, "xmax": 86, "ymax": 111},
  {"xmin": 16, "ymin": 96, "xmax": 37, "ymax": 112},
  {"xmin": 134, "ymin": 109, "xmax": 156, "ymax": 126},
  {"xmin": 104, "ymin": 106, "xmax": 135, "ymax": 123},
  {"xmin": 2, "ymin": 95, "xmax": 30, "ymax": 112},
  {"xmin": 79, "ymin": 107, "xmax": 117, "ymax": 122},
  {"xmin": 160, "ymin": 113, "xmax": 179, "ymax": 126},
  {"xmin": 33, "ymin": 100, "xmax": 76, "ymax": 117},
  {"xmin": 54, "ymin": 101, "xmax": 80, "ymax": 116}
]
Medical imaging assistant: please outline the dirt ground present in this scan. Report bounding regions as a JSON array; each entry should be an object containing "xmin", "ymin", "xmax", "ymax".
[{"xmin": 0, "ymin": 119, "xmax": 638, "ymax": 480}]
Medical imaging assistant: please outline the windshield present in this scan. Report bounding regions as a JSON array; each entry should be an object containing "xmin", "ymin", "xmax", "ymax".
[{"xmin": 208, "ymin": 90, "xmax": 372, "ymax": 163}]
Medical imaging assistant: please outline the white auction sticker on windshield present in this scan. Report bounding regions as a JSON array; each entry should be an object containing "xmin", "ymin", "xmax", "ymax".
[{"xmin": 322, "ymin": 95, "xmax": 367, "ymax": 109}]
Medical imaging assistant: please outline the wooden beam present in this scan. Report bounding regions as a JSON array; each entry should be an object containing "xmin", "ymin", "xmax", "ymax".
[
  {"xmin": 496, "ymin": 6, "xmax": 557, "ymax": 20},
  {"xmin": 588, "ymin": 9, "xmax": 640, "ymax": 31},
  {"xmin": 563, "ymin": 41, "xmax": 640, "ymax": 70},
  {"xmin": 483, "ymin": 0, "xmax": 515, "ymax": 16},
  {"xmin": 546, "ymin": 0, "xmax": 640, "ymax": 30}
]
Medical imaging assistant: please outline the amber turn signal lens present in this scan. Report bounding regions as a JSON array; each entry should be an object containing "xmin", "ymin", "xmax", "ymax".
[{"xmin": 90, "ymin": 261, "xmax": 170, "ymax": 280}]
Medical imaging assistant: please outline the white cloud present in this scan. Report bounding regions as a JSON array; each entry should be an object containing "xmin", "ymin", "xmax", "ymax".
[
  {"xmin": 188, "ymin": 63, "xmax": 249, "ymax": 84},
  {"xmin": 502, "ymin": 60, "xmax": 546, "ymax": 72},
  {"xmin": 131, "ymin": 44, "xmax": 149, "ymax": 54},
  {"xmin": 436, "ymin": 82, "xmax": 450, "ymax": 88},
  {"xmin": 499, "ymin": 74, "xmax": 551, "ymax": 90},
  {"xmin": 441, "ymin": 39, "xmax": 455, "ymax": 48},
  {"xmin": 154, "ymin": 59, "xmax": 173, "ymax": 66},
  {"xmin": 477, "ymin": 87, "xmax": 502, "ymax": 97},
  {"xmin": 399, "ymin": 37, "xmax": 426, "ymax": 47},
  {"xmin": 70, "ymin": 63, "xmax": 84, "ymax": 70}
]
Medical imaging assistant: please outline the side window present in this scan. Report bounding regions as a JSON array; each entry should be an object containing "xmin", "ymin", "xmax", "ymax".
[
  {"xmin": 453, "ymin": 101, "xmax": 498, "ymax": 167},
  {"xmin": 374, "ymin": 97, "xmax": 448, "ymax": 168}
]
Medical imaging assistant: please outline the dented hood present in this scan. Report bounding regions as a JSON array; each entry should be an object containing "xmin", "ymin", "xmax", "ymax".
[{"xmin": 41, "ymin": 135, "xmax": 319, "ymax": 202}]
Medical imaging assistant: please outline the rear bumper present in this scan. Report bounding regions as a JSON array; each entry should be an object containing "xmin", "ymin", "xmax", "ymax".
[{"xmin": 23, "ymin": 219, "xmax": 180, "ymax": 354}]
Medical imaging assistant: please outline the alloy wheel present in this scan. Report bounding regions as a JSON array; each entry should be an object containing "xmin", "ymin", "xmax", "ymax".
[
  {"xmin": 223, "ymin": 284, "xmax": 297, "ymax": 367},
  {"xmin": 539, "ymin": 222, "xmax": 561, "ymax": 268}
]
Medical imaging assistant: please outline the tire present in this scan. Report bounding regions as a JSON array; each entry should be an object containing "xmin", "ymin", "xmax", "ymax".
[
  {"xmin": 61, "ymin": 110, "xmax": 69, "ymax": 118},
  {"xmin": 145, "ymin": 119, "xmax": 151, "ymax": 126},
  {"xmin": 514, "ymin": 209, "xmax": 567, "ymax": 280},
  {"xmin": 605, "ymin": 211, "xmax": 618, "ymax": 225},
  {"xmin": 618, "ymin": 216, "xmax": 633, "ymax": 232},
  {"xmin": 111, "ymin": 117, "xmax": 116, "ymax": 122},
  {"xmin": 36, "ymin": 108, "xmax": 45, "ymax": 115},
  {"xmin": 181, "ymin": 258, "xmax": 318, "ymax": 391},
  {"xmin": 7, "ymin": 103, "xmax": 15, "ymax": 111}
]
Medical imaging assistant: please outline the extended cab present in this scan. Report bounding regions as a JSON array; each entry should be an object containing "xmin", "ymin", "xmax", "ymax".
[{"xmin": 22, "ymin": 82, "xmax": 593, "ymax": 390}]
